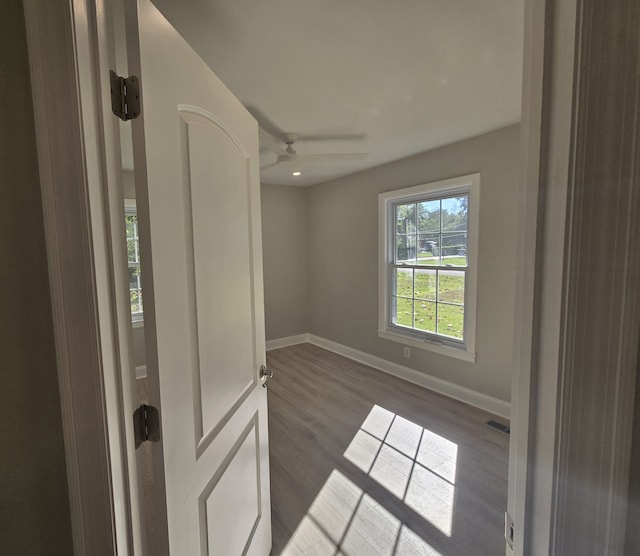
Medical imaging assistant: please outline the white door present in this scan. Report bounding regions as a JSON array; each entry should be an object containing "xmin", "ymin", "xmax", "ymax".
[{"xmin": 126, "ymin": 1, "xmax": 271, "ymax": 554}]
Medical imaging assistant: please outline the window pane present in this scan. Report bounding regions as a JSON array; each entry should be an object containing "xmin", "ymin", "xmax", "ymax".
[
  {"xmin": 417, "ymin": 234, "xmax": 440, "ymax": 265},
  {"xmin": 437, "ymin": 303, "xmax": 464, "ymax": 339},
  {"xmin": 414, "ymin": 269, "xmax": 436, "ymax": 301},
  {"xmin": 415, "ymin": 301, "xmax": 436, "ymax": 333},
  {"xmin": 127, "ymin": 239, "xmax": 138, "ymax": 262},
  {"xmin": 441, "ymin": 232, "xmax": 467, "ymax": 265},
  {"xmin": 441, "ymin": 196, "xmax": 468, "ymax": 232},
  {"xmin": 394, "ymin": 297, "xmax": 414, "ymax": 328},
  {"xmin": 130, "ymin": 289, "xmax": 143, "ymax": 314},
  {"xmin": 396, "ymin": 203, "xmax": 417, "ymax": 264},
  {"xmin": 128, "ymin": 264, "xmax": 141, "ymax": 289},
  {"xmin": 394, "ymin": 268, "xmax": 413, "ymax": 298},
  {"xmin": 418, "ymin": 199, "xmax": 440, "ymax": 233},
  {"xmin": 438, "ymin": 271, "xmax": 465, "ymax": 304},
  {"xmin": 396, "ymin": 203, "xmax": 416, "ymax": 234},
  {"xmin": 125, "ymin": 214, "xmax": 137, "ymax": 238},
  {"xmin": 396, "ymin": 234, "xmax": 417, "ymax": 264},
  {"xmin": 125, "ymin": 210, "xmax": 143, "ymax": 320}
]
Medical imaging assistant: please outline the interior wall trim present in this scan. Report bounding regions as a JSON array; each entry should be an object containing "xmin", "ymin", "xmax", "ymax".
[
  {"xmin": 266, "ymin": 334, "xmax": 310, "ymax": 351},
  {"xmin": 23, "ymin": 0, "xmax": 117, "ymax": 553},
  {"xmin": 550, "ymin": 0, "xmax": 640, "ymax": 553},
  {"xmin": 266, "ymin": 333, "xmax": 510, "ymax": 419}
]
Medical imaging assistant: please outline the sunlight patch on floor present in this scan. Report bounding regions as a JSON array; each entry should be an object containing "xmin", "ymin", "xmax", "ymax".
[
  {"xmin": 281, "ymin": 469, "xmax": 441, "ymax": 555},
  {"xmin": 308, "ymin": 470, "xmax": 362, "ymax": 545},
  {"xmin": 281, "ymin": 405, "xmax": 458, "ymax": 554},
  {"xmin": 343, "ymin": 405, "xmax": 458, "ymax": 536}
]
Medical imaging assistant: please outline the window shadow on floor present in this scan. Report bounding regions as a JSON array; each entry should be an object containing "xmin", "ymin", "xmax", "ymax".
[{"xmin": 267, "ymin": 343, "xmax": 508, "ymax": 556}]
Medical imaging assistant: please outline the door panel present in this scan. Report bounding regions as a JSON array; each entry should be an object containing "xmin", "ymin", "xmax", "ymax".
[
  {"xmin": 180, "ymin": 110, "xmax": 257, "ymax": 454},
  {"xmin": 200, "ymin": 415, "xmax": 262, "ymax": 556},
  {"xmin": 126, "ymin": 0, "xmax": 270, "ymax": 553}
]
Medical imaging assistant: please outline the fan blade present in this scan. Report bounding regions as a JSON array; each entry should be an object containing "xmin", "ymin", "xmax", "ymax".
[
  {"xmin": 260, "ymin": 160, "xmax": 282, "ymax": 171},
  {"xmin": 294, "ymin": 153, "xmax": 369, "ymax": 162},
  {"xmin": 258, "ymin": 127, "xmax": 287, "ymax": 156},
  {"xmin": 296, "ymin": 133, "xmax": 367, "ymax": 142},
  {"xmin": 261, "ymin": 152, "xmax": 368, "ymax": 170}
]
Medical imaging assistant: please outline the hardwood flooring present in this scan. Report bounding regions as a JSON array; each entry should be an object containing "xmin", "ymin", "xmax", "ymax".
[{"xmin": 267, "ymin": 343, "xmax": 509, "ymax": 556}]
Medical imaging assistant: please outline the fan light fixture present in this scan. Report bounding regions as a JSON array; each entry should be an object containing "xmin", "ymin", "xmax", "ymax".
[{"xmin": 292, "ymin": 171, "xmax": 302, "ymax": 176}]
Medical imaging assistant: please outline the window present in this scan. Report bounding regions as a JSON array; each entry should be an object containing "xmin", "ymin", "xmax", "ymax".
[
  {"xmin": 125, "ymin": 201, "xmax": 143, "ymax": 324},
  {"xmin": 378, "ymin": 174, "xmax": 479, "ymax": 361}
]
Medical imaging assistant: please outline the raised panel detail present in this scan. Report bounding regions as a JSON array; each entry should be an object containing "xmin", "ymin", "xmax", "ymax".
[
  {"xmin": 179, "ymin": 108, "xmax": 257, "ymax": 454},
  {"xmin": 199, "ymin": 416, "xmax": 261, "ymax": 556}
]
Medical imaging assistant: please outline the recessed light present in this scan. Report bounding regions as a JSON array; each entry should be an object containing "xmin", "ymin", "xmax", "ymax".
[{"xmin": 292, "ymin": 171, "xmax": 302, "ymax": 176}]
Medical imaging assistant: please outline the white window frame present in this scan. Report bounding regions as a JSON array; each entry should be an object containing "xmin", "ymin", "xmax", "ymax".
[
  {"xmin": 125, "ymin": 199, "xmax": 144, "ymax": 326},
  {"xmin": 378, "ymin": 173, "xmax": 480, "ymax": 362}
]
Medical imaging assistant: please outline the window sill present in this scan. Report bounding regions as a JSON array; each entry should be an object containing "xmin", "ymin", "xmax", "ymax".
[
  {"xmin": 132, "ymin": 318, "xmax": 144, "ymax": 329},
  {"xmin": 378, "ymin": 329, "xmax": 476, "ymax": 363}
]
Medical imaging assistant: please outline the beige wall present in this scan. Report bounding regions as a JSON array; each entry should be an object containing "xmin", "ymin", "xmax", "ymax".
[
  {"xmin": 307, "ymin": 125, "xmax": 520, "ymax": 402},
  {"xmin": 123, "ymin": 169, "xmax": 136, "ymax": 199},
  {"xmin": 261, "ymin": 184, "xmax": 309, "ymax": 340},
  {"xmin": 0, "ymin": 1, "xmax": 74, "ymax": 553}
]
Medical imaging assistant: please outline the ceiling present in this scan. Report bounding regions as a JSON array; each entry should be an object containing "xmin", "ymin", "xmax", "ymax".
[{"xmin": 151, "ymin": 0, "xmax": 524, "ymax": 187}]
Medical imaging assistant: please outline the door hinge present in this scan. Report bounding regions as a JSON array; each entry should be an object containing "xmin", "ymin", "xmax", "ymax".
[
  {"xmin": 110, "ymin": 70, "xmax": 141, "ymax": 121},
  {"xmin": 133, "ymin": 404, "xmax": 160, "ymax": 448},
  {"xmin": 505, "ymin": 511, "xmax": 514, "ymax": 549}
]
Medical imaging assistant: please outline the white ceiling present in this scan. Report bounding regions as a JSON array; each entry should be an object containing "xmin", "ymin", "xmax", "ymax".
[{"xmin": 151, "ymin": 0, "xmax": 524, "ymax": 187}]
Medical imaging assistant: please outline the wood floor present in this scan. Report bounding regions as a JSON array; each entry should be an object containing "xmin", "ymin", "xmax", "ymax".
[{"xmin": 267, "ymin": 343, "xmax": 509, "ymax": 556}]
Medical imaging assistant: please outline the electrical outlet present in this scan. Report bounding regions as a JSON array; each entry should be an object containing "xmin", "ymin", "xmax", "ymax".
[{"xmin": 403, "ymin": 347, "xmax": 411, "ymax": 359}]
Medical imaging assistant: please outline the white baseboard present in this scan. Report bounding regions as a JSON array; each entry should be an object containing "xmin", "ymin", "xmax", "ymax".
[
  {"xmin": 305, "ymin": 334, "xmax": 510, "ymax": 420},
  {"xmin": 266, "ymin": 333, "xmax": 310, "ymax": 351},
  {"xmin": 265, "ymin": 333, "xmax": 510, "ymax": 419}
]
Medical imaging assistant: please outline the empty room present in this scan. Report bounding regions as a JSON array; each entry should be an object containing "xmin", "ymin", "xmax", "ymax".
[
  {"xmin": 130, "ymin": 0, "xmax": 520, "ymax": 553},
  {"xmin": 8, "ymin": 0, "xmax": 640, "ymax": 555},
  {"xmin": 125, "ymin": 0, "xmax": 521, "ymax": 553},
  {"xmin": 263, "ymin": 125, "xmax": 518, "ymax": 553}
]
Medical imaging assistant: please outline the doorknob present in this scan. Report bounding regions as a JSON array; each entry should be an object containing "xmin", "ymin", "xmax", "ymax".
[{"xmin": 260, "ymin": 365, "xmax": 273, "ymax": 388}]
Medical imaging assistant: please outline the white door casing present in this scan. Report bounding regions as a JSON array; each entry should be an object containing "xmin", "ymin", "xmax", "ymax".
[
  {"xmin": 509, "ymin": 0, "xmax": 640, "ymax": 554},
  {"xmin": 126, "ymin": 1, "xmax": 271, "ymax": 554}
]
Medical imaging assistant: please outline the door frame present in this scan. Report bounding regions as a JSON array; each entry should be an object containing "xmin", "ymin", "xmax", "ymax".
[
  {"xmin": 23, "ymin": 0, "xmax": 639, "ymax": 554},
  {"xmin": 509, "ymin": 1, "xmax": 640, "ymax": 554},
  {"xmin": 23, "ymin": 0, "xmax": 142, "ymax": 553}
]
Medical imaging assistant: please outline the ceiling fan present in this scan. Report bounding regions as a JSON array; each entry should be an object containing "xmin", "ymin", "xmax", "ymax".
[{"xmin": 259, "ymin": 129, "xmax": 369, "ymax": 172}]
